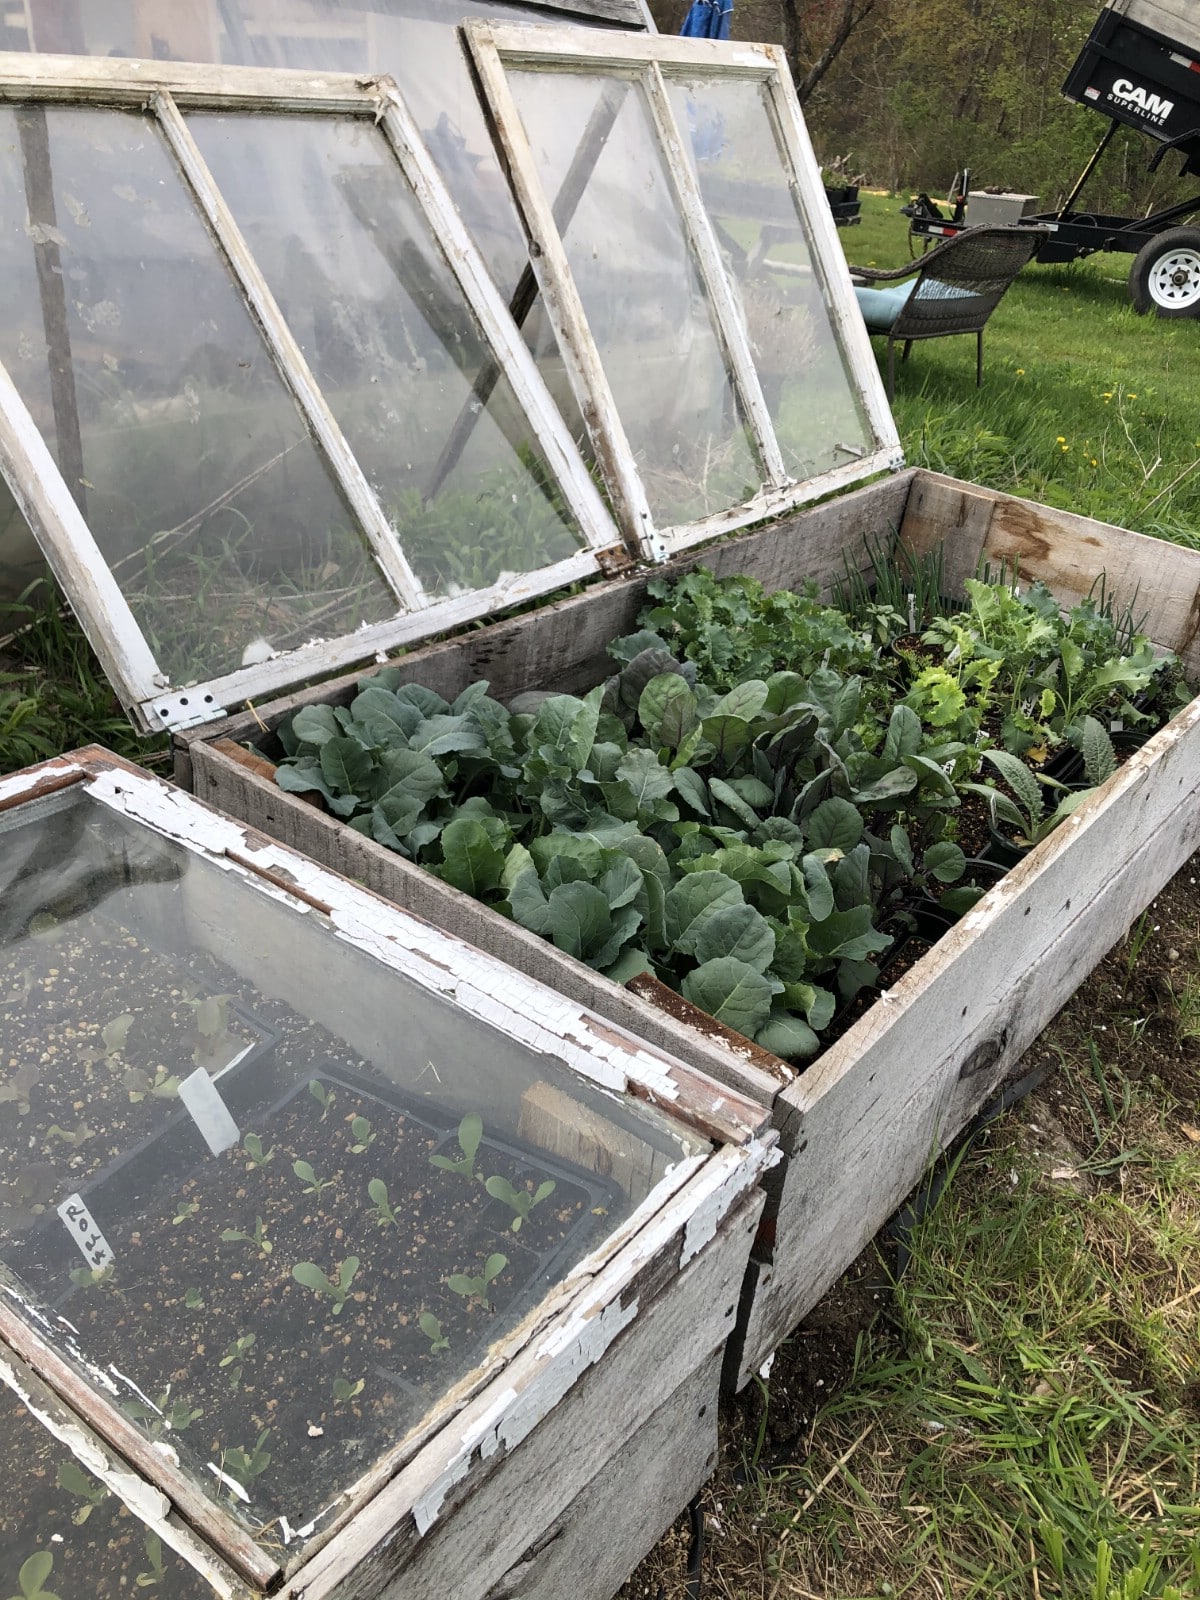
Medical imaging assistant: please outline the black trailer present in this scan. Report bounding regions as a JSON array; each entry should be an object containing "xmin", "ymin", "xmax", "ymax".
[{"xmin": 910, "ymin": 0, "xmax": 1200, "ymax": 316}]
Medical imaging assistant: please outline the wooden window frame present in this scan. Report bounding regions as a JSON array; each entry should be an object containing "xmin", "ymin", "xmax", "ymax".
[
  {"xmin": 464, "ymin": 22, "xmax": 904, "ymax": 561},
  {"xmin": 0, "ymin": 54, "xmax": 622, "ymax": 732}
]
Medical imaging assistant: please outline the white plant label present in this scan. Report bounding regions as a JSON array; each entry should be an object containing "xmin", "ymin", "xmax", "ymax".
[
  {"xmin": 179, "ymin": 1066, "xmax": 240, "ymax": 1154},
  {"xmin": 58, "ymin": 1194, "xmax": 115, "ymax": 1270}
]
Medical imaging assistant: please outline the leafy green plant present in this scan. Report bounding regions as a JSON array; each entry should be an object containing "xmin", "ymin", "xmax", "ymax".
[
  {"xmin": 55, "ymin": 1461, "xmax": 107, "ymax": 1524},
  {"xmin": 366, "ymin": 1176, "xmax": 397, "ymax": 1228},
  {"xmin": 184, "ymin": 1286, "xmax": 204, "ymax": 1310},
  {"xmin": 135, "ymin": 1532, "xmax": 166, "ymax": 1589},
  {"xmin": 429, "ymin": 1112, "xmax": 483, "ymax": 1179},
  {"xmin": 219, "ymin": 1332, "xmax": 256, "ymax": 1388},
  {"xmin": 446, "ymin": 1252, "xmax": 508, "ymax": 1306},
  {"xmin": 419, "ymin": 1311, "xmax": 450, "ymax": 1353},
  {"xmin": 122, "ymin": 1065, "xmax": 181, "ymax": 1103},
  {"xmin": 964, "ymin": 748, "xmax": 1097, "ymax": 851},
  {"xmin": 332, "ymin": 1376, "xmax": 364, "ymax": 1402},
  {"xmin": 184, "ymin": 993, "xmax": 241, "ymax": 1072},
  {"xmin": 221, "ymin": 1216, "xmax": 272, "ymax": 1255},
  {"xmin": 6, "ymin": 1551, "xmax": 61, "ymax": 1600},
  {"xmin": 172, "ymin": 1199, "xmax": 199, "ymax": 1225},
  {"xmin": 220, "ymin": 1430, "xmax": 272, "ymax": 1495},
  {"xmin": 242, "ymin": 1132, "xmax": 275, "ymax": 1169},
  {"xmin": 348, "ymin": 1115, "xmax": 375, "ymax": 1153},
  {"xmin": 292, "ymin": 1256, "xmax": 360, "ymax": 1315},
  {"xmin": 484, "ymin": 1175, "xmax": 556, "ymax": 1233},
  {"xmin": 122, "ymin": 1393, "xmax": 203, "ymax": 1436},
  {"xmin": 68, "ymin": 1263, "xmax": 115, "ymax": 1290},
  {"xmin": 308, "ymin": 1079, "xmax": 334, "ymax": 1117},
  {"xmin": 292, "ymin": 1159, "xmax": 334, "ymax": 1198}
]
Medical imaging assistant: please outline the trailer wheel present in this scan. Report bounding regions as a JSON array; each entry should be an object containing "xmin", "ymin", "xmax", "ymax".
[{"xmin": 1129, "ymin": 228, "xmax": 1200, "ymax": 317}]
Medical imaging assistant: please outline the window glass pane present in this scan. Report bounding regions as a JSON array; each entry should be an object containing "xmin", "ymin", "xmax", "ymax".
[
  {"xmin": 0, "ymin": 1387, "xmax": 216, "ymax": 1599},
  {"xmin": 190, "ymin": 113, "xmax": 584, "ymax": 597},
  {"xmin": 0, "ymin": 106, "xmax": 398, "ymax": 684},
  {"xmin": 0, "ymin": 787, "xmax": 687, "ymax": 1556},
  {"xmin": 665, "ymin": 76, "xmax": 873, "ymax": 482},
  {"xmin": 505, "ymin": 69, "xmax": 762, "ymax": 526},
  {"xmin": 11, "ymin": 0, "xmax": 577, "ymax": 299}
]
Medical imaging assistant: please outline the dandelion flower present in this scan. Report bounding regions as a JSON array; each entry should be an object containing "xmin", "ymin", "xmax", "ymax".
[
  {"xmin": 1056, "ymin": 436, "xmax": 1066, "ymax": 444},
  {"xmin": 1016, "ymin": 367, "xmax": 1025, "ymax": 376},
  {"xmin": 1128, "ymin": 393, "xmax": 1137, "ymax": 399}
]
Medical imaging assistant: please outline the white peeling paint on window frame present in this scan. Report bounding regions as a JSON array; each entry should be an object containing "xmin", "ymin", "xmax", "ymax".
[
  {"xmin": 0, "ymin": 751, "xmax": 776, "ymax": 1592},
  {"xmin": 0, "ymin": 53, "xmax": 622, "ymax": 734},
  {"xmin": 463, "ymin": 21, "xmax": 905, "ymax": 562}
]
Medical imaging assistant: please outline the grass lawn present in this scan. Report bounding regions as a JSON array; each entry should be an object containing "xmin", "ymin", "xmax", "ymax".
[{"xmin": 843, "ymin": 193, "xmax": 1200, "ymax": 544}]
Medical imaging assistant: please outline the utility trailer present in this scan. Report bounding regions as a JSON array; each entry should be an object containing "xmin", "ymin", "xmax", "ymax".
[{"xmin": 910, "ymin": 0, "xmax": 1200, "ymax": 316}]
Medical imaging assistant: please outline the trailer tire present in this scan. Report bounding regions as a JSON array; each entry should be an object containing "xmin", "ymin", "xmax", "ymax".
[{"xmin": 1129, "ymin": 228, "xmax": 1200, "ymax": 317}]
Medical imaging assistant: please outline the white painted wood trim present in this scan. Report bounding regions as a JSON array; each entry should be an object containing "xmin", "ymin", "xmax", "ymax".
[
  {"xmin": 655, "ymin": 448, "xmax": 905, "ymax": 554},
  {"xmin": 641, "ymin": 62, "xmax": 790, "ymax": 489},
  {"xmin": 374, "ymin": 84, "xmax": 619, "ymax": 557},
  {"xmin": 0, "ymin": 356, "xmax": 164, "ymax": 707},
  {"xmin": 463, "ymin": 24, "xmax": 782, "ymax": 74},
  {"xmin": 138, "ymin": 546, "xmax": 603, "ymax": 732},
  {"xmin": 0, "ymin": 51, "xmax": 388, "ymax": 110},
  {"xmin": 153, "ymin": 91, "xmax": 429, "ymax": 615},
  {"xmin": 464, "ymin": 28, "xmax": 663, "ymax": 562}
]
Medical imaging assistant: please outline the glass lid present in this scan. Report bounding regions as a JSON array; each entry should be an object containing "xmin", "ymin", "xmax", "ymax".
[
  {"xmin": 465, "ymin": 23, "xmax": 903, "ymax": 559},
  {"xmin": 0, "ymin": 777, "xmax": 698, "ymax": 1578},
  {"xmin": 0, "ymin": 56, "xmax": 618, "ymax": 733}
]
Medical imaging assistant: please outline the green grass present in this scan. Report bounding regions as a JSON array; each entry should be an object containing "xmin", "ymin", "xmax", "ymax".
[{"xmin": 843, "ymin": 194, "xmax": 1200, "ymax": 544}]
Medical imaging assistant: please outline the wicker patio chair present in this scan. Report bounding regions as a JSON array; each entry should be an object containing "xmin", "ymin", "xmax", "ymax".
[{"xmin": 849, "ymin": 224, "xmax": 1049, "ymax": 398}]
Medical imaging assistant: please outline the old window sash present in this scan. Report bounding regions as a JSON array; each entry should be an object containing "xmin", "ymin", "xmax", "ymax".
[
  {"xmin": 0, "ymin": 54, "xmax": 621, "ymax": 733},
  {"xmin": 0, "ymin": 752, "xmax": 774, "ymax": 1595},
  {"xmin": 464, "ymin": 23, "xmax": 904, "ymax": 562}
]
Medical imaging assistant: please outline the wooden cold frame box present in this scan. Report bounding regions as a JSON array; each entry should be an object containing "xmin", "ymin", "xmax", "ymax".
[
  {"xmin": 0, "ymin": 749, "xmax": 774, "ymax": 1600},
  {"xmin": 177, "ymin": 467, "xmax": 1200, "ymax": 1388}
]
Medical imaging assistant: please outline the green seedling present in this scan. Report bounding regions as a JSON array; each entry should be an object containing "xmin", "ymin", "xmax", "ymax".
[
  {"xmin": 122, "ymin": 1066, "xmax": 181, "ymax": 1103},
  {"xmin": 446, "ymin": 1252, "xmax": 507, "ymax": 1306},
  {"xmin": 366, "ymin": 1177, "xmax": 397, "ymax": 1228},
  {"xmin": 45, "ymin": 1121, "xmax": 95, "ymax": 1147},
  {"xmin": 135, "ymin": 1532, "xmax": 166, "ymax": 1588},
  {"xmin": 186, "ymin": 993, "xmax": 240, "ymax": 1072},
  {"xmin": 68, "ymin": 1263, "xmax": 115, "ymax": 1290},
  {"xmin": 0, "ymin": 1064, "xmax": 40, "ymax": 1114},
  {"xmin": 419, "ymin": 1311, "xmax": 450, "ymax": 1353},
  {"xmin": 220, "ymin": 1430, "xmax": 271, "ymax": 1495},
  {"xmin": 348, "ymin": 1114, "xmax": 375, "ymax": 1153},
  {"xmin": 332, "ymin": 1375, "xmax": 364, "ymax": 1402},
  {"xmin": 6, "ymin": 1551, "xmax": 61, "ymax": 1600},
  {"xmin": 184, "ymin": 1286, "xmax": 204, "ymax": 1310},
  {"xmin": 430, "ymin": 1112, "xmax": 483, "ymax": 1179},
  {"xmin": 292, "ymin": 1159, "xmax": 334, "ymax": 1198},
  {"xmin": 122, "ymin": 1393, "xmax": 203, "ymax": 1436},
  {"xmin": 308, "ymin": 1079, "xmax": 335, "ymax": 1117},
  {"xmin": 221, "ymin": 1216, "xmax": 272, "ymax": 1255},
  {"xmin": 242, "ymin": 1132, "xmax": 275, "ymax": 1170},
  {"xmin": 56, "ymin": 1461, "xmax": 107, "ymax": 1524},
  {"xmin": 173, "ymin": 1199, "xmax": 199, "ymax": 1225},
  {"xmin": 219, "ymin": 1332, "xmax": 256, "ymax": 1388},
  {"xmin": 292, "ymin": 1256, "xmax": 360, "ymax": 1315},
  {"xmin": 74, "ymin": 1012, "xmax": 133, "ymax": 1071},
  {"xmin": 484, "ymin": 1176, "xmax": 556, "ymax": 1233}
]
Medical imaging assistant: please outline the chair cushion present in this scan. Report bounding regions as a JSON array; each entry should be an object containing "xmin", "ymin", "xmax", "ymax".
[
  {"xmin": 854, "ymin": 278, "xmax": 977, "ymax": 332},
  {"xmin": 854, "ymin": 281, "xmax": 916, "ymax": 331}
]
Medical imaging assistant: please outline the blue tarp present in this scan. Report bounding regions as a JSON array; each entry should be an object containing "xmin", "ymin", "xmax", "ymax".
[{"xmin": 679, "ymin": 0, "xmax": 732, "ymax": 40}]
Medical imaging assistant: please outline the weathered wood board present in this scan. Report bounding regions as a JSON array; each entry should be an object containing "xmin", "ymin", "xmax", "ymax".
[{"xmin": 180, "ymin": 465, "xmax": 1200, "ymax": 1391}]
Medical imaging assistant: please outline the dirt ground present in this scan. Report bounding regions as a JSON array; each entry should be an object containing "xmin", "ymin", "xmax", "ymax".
[{"xmin": 617, "ymin": 854, "xmax": 1200, "ymax": 1600}]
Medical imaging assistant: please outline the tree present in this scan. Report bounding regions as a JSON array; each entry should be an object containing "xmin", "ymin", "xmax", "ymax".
[{"xmin": 778, "ymin": 0, "xmax": 881, "ymax": 105}]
